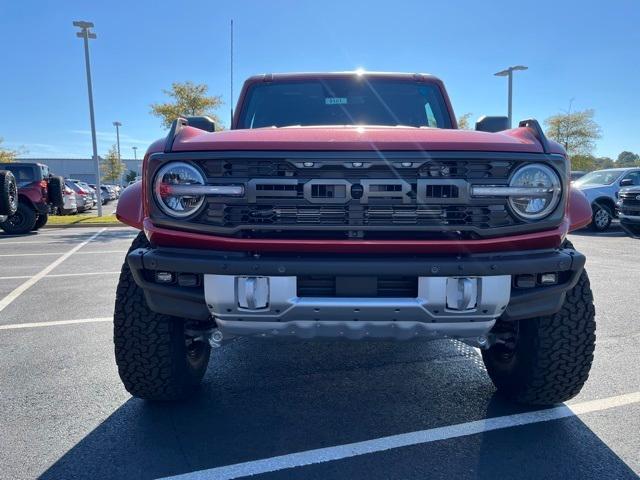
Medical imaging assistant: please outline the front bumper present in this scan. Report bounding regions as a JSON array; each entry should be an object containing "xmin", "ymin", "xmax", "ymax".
[{"xmin": 127, "ymin": 245, "xmax": 586, "ymax": 342}]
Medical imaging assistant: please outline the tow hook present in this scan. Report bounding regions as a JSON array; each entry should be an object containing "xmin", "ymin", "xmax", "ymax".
[
  {"xmin": 209, "ymin": 329, "xmax": 224, "ymax": 348},
  {"xmin": 184, "ymin": 323, "xmax": 228, "ymax": 349}
]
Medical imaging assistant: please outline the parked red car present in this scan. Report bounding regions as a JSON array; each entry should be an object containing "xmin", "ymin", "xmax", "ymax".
[
  {"xmin": 0, "ymin": 162, "xmax": 64, "ymax": 233},
  {"xmin": 115, "ymin": 72, "xmax": 595, "ymax": 405}
]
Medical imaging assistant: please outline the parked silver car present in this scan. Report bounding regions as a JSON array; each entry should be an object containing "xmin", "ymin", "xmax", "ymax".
[
  {"xmin": 65, "ymin": 179, "xmax": 94, "ymax": 212},
  {"xmin": 60, "ymin": 183, "xmax": 78, "ymax": 215},
  {"xmin": 573, "ymin": 167, "xmax": 640, "ymax": 231}
]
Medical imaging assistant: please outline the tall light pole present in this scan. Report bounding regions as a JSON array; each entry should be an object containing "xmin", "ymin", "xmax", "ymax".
[
  {"xmin": 494, "ymin": 65, "xmax": 528, "ymax": 128},
  {"xmin": 113, "ymin": 121, "xmax": 122, "ymax": 186},
  {"xmin": 73, "ymin": 20, "xmax": 102, "ymax": 216},
  {"xmin": 132, "ymin": 146, "xmax": 139, "ymax": 178}
]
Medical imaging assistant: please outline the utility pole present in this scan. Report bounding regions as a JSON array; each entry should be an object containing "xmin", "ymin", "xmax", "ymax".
[
  {"xmin": 132, "ymin": 146, "xmax": 139, "ymax": 178},
  {"xmin": 113, "ymin": 121, "xmax": 122, "ymax": 186},
  {"xmin": 73, "ymin": 20, "xmax": 102, "ymax": 216},
  {"xmin": 494, "ymin": 65, "xmax": 528, "ymax": 128},
  {"xmin": 230, "ymin": 19, "xmax": 234, "ymax": 126}
]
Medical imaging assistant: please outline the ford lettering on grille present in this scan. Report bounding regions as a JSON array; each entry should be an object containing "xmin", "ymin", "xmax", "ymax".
[{"xmin": 247, "ymin": 179, "xmax": 468, "ymax": 204}]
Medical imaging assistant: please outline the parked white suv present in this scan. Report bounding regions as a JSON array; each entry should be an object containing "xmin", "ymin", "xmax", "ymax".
[{"xmin": 573, "ymin": 167, "xmax": 640, "ymax": 231}]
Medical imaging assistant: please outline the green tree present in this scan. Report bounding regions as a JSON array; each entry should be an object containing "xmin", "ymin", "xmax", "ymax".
[
  {"xmin": 616, "ymin": 151, "xmax": 640, "ymax": 167},
  {"xmin": 594, "ymin": 157, "xmax": 615, "ymax": 170},
  {"xmin": 124, "ymin": 169, "xmax": 137, "ymax": 183},
  {"xmin": 150, "ymin": 81, "xmax": 223, "ymax": 129},
  {"xmin": 570, "ymin": 154, "xmax": 595, "ymax": 171},
  {"xmin": 544, "ymin": 108, "xmax": 601, "ymax": 157},
  {"xmin": 0, "ymin": 137, "xmax": 25, "ymax": 162},
  {"xmin": 101, "ymin": 144, "xmax": 126, "ymax": 183},
  {"xmin": 457, "ymin": 113, "xmax": 473, "ymax": 130}
]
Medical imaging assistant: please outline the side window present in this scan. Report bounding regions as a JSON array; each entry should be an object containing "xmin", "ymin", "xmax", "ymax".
[{"xmin": 622, "ymin": 171, "xmax": 640, "ymax": 186}]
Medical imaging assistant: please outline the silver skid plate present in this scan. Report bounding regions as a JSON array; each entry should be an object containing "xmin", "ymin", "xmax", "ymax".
[{"xmin": 204, "ymin": 274, "xmax": 510, "ymax": 341}]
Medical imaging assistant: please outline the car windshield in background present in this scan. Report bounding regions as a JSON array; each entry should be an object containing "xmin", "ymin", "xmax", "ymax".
[
  {"xmin": 2, "ymin": 165, "xmax": 36, "ymax": 186},
  {"xmin": 238, "ymin": 78, "xmax": 452, "ymax": 129},
  {"xmin": 573, "ymin": 170, "xmax": 623, "ymax": 187}
]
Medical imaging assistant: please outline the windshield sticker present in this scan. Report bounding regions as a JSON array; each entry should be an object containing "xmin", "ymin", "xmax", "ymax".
[{"xmin": 325, "ymin": 97, "xmax": 348, "ymax": 105}]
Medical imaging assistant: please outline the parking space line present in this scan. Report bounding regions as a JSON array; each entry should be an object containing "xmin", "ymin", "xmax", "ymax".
[
  {"xmin": 0, "ymin": 317, "xmax": 112, "ymax": 330},
  {"xmin": 159, "ymin": 391, "xmax": 640, "ymax": 480},
  {"xmin": 0, "ymin": 250, "xmax": 127, "ymax": 257},
  {"xmin": 0, "ymin": 228, "xmax": 106, "ymax": 313},
  {"xmin": 0, "ymin": 271, "xmax": 121, "ymax": 280}
]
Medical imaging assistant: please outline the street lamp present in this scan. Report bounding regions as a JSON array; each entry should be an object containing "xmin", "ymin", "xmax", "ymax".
[
  {"xmin": 113, "ymin": 121, "xmax": 122, "ymax": 186},
  {"xmin": 494, "ymin": 65, "xmax": 528, "ymax": 128},
  {"xmin": 132, "ymin": 146, "xmax": 139, "ymax": 178},
  {"xmin": 73, "ymin": 20, "xmax": 102, "ymax": 217}
]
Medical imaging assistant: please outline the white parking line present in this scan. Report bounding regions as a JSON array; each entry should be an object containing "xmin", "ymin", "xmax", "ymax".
[
  {"xmin": 0, "ymin": 250, "xmax": 127, "ymax": 257},
  {"xmin": 158, "ymin": 392, "xmax": 640, "ymax": 480},
  {"xmin": 0, "ymin": 271, "xmax": 121, "ymax": 280},
  {"xmin": 0, "ymin": 317, "xmax": 112, "ymax": 330},
  {"xmin": 0, "ymin": 228, "xmax": 106, "ymax": 313}
]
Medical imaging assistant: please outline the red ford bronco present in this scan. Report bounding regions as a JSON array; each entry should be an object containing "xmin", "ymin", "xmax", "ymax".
[
  {"xmin": 115, "ymin": 72, "xmax": 595, "ymax": 405},
  {"xmin": 0, "ymin": 162, "xmax": 64, "ymax": 233}
]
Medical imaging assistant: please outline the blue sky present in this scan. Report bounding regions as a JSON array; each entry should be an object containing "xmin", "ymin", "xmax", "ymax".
[{"xmin": 0, "ymin": 0, "xmax": 638, "ymax": 159}]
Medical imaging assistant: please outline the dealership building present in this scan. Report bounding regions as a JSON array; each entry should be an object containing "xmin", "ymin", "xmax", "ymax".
[{"xmin": 17, "ymin": 158, "xmax": 142, "ymax": 185}]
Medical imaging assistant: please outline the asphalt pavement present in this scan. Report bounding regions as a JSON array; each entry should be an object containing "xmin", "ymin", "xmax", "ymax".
[{"xmin": 0, "ymin": 225, "xmax": 638, "ymax": 480}]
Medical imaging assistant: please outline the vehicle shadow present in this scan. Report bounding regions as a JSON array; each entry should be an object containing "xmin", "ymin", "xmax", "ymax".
[
  {"xmin": 39, "ymin": 338, "xmax": 638, "ymax": 480},
  {"xmin": 570, "ymin": 222, "xmax": 627, "ymax": 238}
]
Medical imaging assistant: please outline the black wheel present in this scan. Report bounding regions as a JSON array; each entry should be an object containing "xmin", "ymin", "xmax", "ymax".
[
  {"xmin": 33, "ymin": 212, "xmax": 48, "ymax": 230},
  {"xmin": 114, "ymin": 232, "xmax": 211, "ymax": 401},
  {"xmin": 0, "ymin": 202, "xmax": 38, "ymax": 234},
  {"xmin": 0, "ymin": 170, "xmax": 18, "ymax": 216},
  {"xmin": 47, "ymin": 176, "xmax": 64, "ymax": 208},
  {"xmin": 482, "ymin": 266, "xmax": 596, "ymax": 405},
  {"xmin": 591, "ymin": 203, "xmax": 612, "ymax": 232}
]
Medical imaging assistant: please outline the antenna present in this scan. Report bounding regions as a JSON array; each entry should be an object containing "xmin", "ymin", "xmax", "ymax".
[{"xmin": 230, "ymin": 19, "xmax": 234, "ymax": 127}]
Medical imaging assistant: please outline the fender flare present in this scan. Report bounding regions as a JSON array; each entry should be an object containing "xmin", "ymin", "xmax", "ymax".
[
  {"xmin": 567, "ymin": 187, "xmax": 592, "ymax": 232},
  {"xmin": 115, "ymin": 182, "xmax": 144, "ymax": 230},
  {"xmin": 591, "ymin": 196, "xmax": 616, "ymax": 213}
]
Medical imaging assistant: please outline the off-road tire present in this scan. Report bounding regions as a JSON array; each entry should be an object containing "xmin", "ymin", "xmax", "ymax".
[
  {"xmin": 591, "ymin": 203, "xmax": 612, "ymax": 232},
  {"xmin": 33, "ymin": 213, "xmax": 48, "ymax": 230},
  {"xmin": 114, "ymin": 232, "xmax": 211, "ymax": 401},
  {"xmin": 482, "ymin": 259, "xmax": 596, "ymax": 405},
  {"xmin": 0, "ymin": 202, "xmax": 37, "ymax": 234},
  {"xmin": 47, "ymin": 176, "xmax": 64, "ymax": 208},
  {"xmin": 0, "ymin": 170, "xmax": 18, "ymax": 216}
]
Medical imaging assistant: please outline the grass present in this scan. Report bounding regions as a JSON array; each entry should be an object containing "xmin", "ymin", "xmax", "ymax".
[{"xmin": 46, "ymin": 213, "xmax": 121, "ymax": 226}]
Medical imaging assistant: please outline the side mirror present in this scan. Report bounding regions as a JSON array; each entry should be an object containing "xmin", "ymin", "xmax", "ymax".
[
  {"xmin": 185, "ymin": 116, "xmax": 216, "ymax": 132},
  {"xmin": 475, "ymin": 116, "xmax": 510, "ymax": 133},
  {"xmin": 620, "ymin": 178, "xmax": 634, "ymax": 187}
]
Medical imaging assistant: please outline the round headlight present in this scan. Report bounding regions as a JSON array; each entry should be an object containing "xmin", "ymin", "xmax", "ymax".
[
  {"xmin": 508, "ymin": 164, "xmax": 561, "ymax": 220},
  {"xmin": 154, "ymin": 162, "xmax": 205, "ymax": 218}
]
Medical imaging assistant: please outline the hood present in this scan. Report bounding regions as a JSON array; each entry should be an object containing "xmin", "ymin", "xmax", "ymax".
[
  {"xmin": 169, "ymin": 125, "xmax": 550, "ymax": 153},
  {"xmin": 576, "ymin": 184, "xmax": 612, "ymax": 199}
]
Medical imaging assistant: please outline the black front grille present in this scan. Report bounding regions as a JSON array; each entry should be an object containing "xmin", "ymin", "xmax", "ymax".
[
  {"xmin": 620, "ymin": 193, "xmax": 640, "ymax": 206},
  {"xmin": 149, "ymin": 151, "xmax": 566, "ymax": 240},
  {"xmin": 297, "ymin": 275, "xmax": 418, "ymax": 297},
  {"xmin": 201, "ymin": 158, "xmax": 516, "ymax": 180},
  {"xmin": 204, "ymin": 204, "xmax": 513, "ymax": 229}
]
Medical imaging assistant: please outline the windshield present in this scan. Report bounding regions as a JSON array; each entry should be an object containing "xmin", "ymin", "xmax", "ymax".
[
  {"xmin": 573, "ymin": 170, "xmax": 624, "ymax": 187},
  {"xmin": 237, "ymin": 78, "xmax": 452, "ymax": 129}
]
